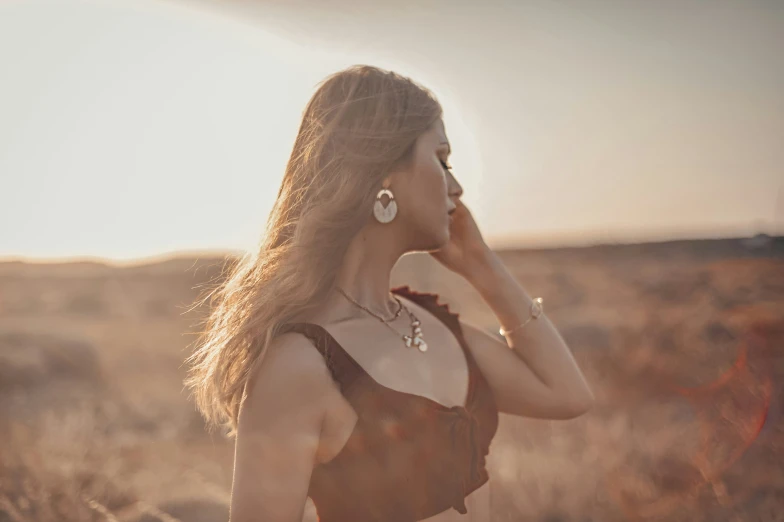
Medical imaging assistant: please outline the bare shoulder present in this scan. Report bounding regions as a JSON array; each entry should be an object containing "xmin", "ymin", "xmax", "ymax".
[
  {"xmin": 240, "ymin": 331, "xmax": 335, "ymax": 429},
  {"xmin": 231, "ymin": 332, "xmax": 336, "ymax": 521}
]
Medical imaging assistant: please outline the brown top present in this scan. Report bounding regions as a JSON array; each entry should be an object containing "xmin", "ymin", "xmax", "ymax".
[{"xmin": 277, "ymin": 285, "xmax": 499, "ymax": 522}]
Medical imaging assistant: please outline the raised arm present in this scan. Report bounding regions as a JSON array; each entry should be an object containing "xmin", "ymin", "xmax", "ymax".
[{"xmin": 229, "ymin": 333, "xmax": 333, "ymax": 522}]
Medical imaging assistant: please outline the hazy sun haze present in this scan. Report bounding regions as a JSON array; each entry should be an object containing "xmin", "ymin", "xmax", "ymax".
[{"xmin": 1, "ymin": 0, "xmax": 782, "ymax": 261}]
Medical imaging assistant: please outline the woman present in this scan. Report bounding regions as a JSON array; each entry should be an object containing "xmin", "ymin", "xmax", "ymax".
[{"xmin": 185, "ymin": 64, "xmax": 594, "ymax": 522}]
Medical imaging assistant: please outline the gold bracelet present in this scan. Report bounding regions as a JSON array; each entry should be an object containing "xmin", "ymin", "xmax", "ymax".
[{"xmin": 498, "ymin": 297, "xmax": 544, "ymax": 336}]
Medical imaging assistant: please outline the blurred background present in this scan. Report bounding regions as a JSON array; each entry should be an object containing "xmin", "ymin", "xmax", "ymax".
[{"xmin": 1, "ymin": 0, "xmax": 782, "ymax": 521}]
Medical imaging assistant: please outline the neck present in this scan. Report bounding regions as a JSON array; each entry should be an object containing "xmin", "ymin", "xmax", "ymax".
[{"xmin": 331, "ymin": 224, "xmax": 405, "ymax": 319}]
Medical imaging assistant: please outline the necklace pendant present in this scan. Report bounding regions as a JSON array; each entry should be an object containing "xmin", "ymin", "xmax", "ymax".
[{"xmin": 412, "ymin": 336, "xmax": 427, "ymax": 352}]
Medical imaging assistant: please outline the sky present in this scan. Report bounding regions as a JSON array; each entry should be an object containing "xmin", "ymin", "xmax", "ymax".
[{"xmin": 1, "ymin": 0, "xmax": 782, "ymax": 261}]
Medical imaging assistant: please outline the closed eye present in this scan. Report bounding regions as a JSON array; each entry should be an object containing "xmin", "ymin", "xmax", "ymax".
[{"xmin": 440, "ymin": 160, "xmax": 453, "ymax": 171}]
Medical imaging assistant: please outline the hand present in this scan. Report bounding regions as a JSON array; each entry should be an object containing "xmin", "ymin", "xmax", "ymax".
[{"xmin": 429, "ymin": 199, "xmax": 492, "ymax": 278}]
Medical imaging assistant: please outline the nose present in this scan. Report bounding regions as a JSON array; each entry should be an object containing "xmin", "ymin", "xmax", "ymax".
[{"xmin": 446, "ymin": 171, "xmax": 463, "ymax": 199}]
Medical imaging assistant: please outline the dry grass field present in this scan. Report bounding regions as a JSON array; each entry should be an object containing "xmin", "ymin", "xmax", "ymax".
[{"xmin": 1, "ymin": 236, "xmax": 782, "ymax": 522}]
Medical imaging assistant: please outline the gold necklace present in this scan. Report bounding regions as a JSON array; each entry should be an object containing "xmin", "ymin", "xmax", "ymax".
[{"xmin": 336, "ymin": 287, "xmax": 428, "ymax": 352}]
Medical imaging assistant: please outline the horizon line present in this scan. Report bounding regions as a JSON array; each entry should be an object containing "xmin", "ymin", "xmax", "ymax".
[{"xmin": 1, "ymin": 226, "xmax": 779, "ymax": 267}]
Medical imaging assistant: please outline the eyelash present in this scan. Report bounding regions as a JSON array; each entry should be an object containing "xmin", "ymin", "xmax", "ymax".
[{"xmin": 440, "ymin": 160, "xmax": 453, "ymax": 171}]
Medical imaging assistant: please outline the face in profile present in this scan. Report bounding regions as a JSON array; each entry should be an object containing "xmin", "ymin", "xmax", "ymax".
[{"xmin": 392, "ymin": 118, "xmax": 463, "ymax": 249}]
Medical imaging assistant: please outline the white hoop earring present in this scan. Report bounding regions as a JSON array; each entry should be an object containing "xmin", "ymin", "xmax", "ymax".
[{"xmin": 373, "ymin": 188, "xmax": 397, "ymax": 223}]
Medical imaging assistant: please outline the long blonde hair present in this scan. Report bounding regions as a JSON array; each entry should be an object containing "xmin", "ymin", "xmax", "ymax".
[{"xmin": 184, "ymin": 64, "xmax": 443, "ymax": 436}]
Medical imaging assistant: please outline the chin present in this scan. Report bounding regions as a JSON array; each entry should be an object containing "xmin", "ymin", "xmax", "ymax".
[
  {"xmin": 434, "ymin": 224, "xmax": 451, "ymax": 248},
  {"xmin": 419, "ymin": 230, "xmax": 448, "ymax": 253},
  {"xmin": 417, "ymin": 216, "xmax": 450, "ymax": 250}
]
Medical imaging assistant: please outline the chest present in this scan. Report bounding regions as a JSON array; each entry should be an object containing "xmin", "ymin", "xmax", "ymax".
[{"xmin": 327, "ymin": 316, "xmax": 470, "ymax": 409}]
